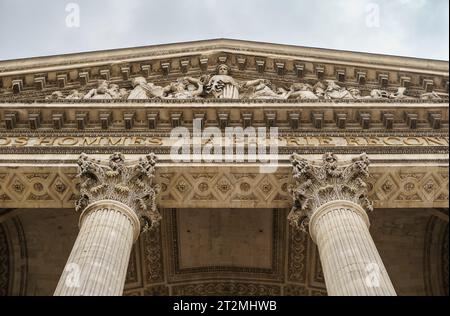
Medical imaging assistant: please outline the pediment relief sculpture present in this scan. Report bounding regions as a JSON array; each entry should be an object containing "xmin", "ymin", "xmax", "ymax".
[
  {"xmin": 41, "ymin": 65, "xmax": 447, "ymax": 101},
  {"xmin": 420, "ymin": 91, "xmax": 449, "ymax": 100},
  {"xmin": 83, "ymin": 80, "xmax": 129, "ymax": 100}
]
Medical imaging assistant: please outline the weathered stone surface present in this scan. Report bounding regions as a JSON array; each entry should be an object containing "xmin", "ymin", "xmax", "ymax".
[
  {"xmin": 76, "ymin": 153, "xmax": 160, "ymax": 231},
  {"xmin": 0, "ymin": 39, "xmax": 447, "ymax": 297},
  {"xmin": 289, "ymin": 154, "xmax": 397, "ymax": 296}
]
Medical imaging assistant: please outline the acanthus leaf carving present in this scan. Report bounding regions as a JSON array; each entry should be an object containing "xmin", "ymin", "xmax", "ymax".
[
  {"xmin": 288, "ymin": 152, "xmax": 373, "ymax": 232},
  {"xmin": 75, "ymin": 152, "xmax": 161, "ymax": 232}
]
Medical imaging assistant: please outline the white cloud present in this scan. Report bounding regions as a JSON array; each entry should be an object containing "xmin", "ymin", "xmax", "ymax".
[{"xmin": 0, "ymin": 0, "xmax": 448, "ymax": 60}]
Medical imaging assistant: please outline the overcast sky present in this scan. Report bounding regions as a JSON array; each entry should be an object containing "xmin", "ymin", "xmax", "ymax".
[{"xmin": 0, "ymin": 0, "xmax": 448, "ymax": 61}]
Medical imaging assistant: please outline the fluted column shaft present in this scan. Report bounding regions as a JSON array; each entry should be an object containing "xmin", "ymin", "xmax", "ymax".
[
  {"xmin": 289, "ymin": 153, "xmax": 397, "ymax": 296},
  {"xmin": 54, "ymin": 200, "xmax": 140, "ymax": 296},
  {"xmin": 310, "ymin": 200, "xmax": 396, "ymax": 296}
]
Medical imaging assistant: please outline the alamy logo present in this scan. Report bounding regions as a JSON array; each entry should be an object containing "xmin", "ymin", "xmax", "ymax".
[
  {"xmin": 365, "ymin": 263, "xmax": 381, "ymax": 288},
  {"xmin": 65, "ymin": 3, "xmax": 80, "ymax": 28},
  {"xmin": 170, "ymin": 119, "xmax": 279, "ymax": 173},
  {"xmin": 365, "ymin": 3, "xmax": 380, "ymax": 28},
  {"xmin": 64, "ymin": 263, "xmax": 81, "ymax": 288}
]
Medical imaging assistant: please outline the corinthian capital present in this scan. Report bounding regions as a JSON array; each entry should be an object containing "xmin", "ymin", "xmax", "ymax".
[
  {"xmin": 288, "ymin": 152, "xmax": 373, "ymax": 232},
  {"xmin": 75, "ymin": 152, "xmax": 161, "ymax": 231}
]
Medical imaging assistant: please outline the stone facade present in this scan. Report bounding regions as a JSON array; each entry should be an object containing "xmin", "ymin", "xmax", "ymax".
[{"xmin": 0, "ymin": 39, "xmax": 448, "ymax": 296}]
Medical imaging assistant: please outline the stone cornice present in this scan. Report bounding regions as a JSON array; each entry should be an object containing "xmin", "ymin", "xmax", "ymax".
[
  {"xmin": 0, "ymin": 101, "xmax": 448, "ymax": 132},
  {"xmin": 0, "ymin": 99, "xmax": 449, "ymax": 104},
  {"xmin": 0, "ymin": 39, "xmax": 448, "ymax": 75}
]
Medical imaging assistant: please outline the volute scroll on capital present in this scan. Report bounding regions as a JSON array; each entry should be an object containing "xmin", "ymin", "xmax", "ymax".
[
  {"xmin": 288, "ymin": 152, "xmax": 373, "ymax": 232},
  {"xmin": 75, "ymin": 152, "xmax": 161, "ymax": 232}
]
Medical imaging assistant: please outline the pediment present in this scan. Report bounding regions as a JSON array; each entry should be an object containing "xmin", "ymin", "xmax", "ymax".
[{"xmin": 0, "ymin": 39, "xmax": 448, "ymax": 102}]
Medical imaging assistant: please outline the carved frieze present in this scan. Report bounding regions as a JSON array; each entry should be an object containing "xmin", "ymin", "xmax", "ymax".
[
  {"xmin": 7, "ymin": 75, "xmax": 447, "ymax": 102},
  {"xmin": 284, "ymin": 284, "xmax": 309, "ymax": 296},
  {"xmin": 0, "ymin": 165, "xmax": 447, "ymax": 210},
  {"xmin": 171, "ymin": 282, "xmax": 281, "ymax": 296},
  {"xmin": 1, "ymin": 40, "xmax": 448, "ymax": 104},
  {"xmin": 142, "ymin": 226, "xmax": 164, "ymax": 284},
  {"xmin": 287, "ymin": 227, "xmax": 308, "ymax": 283}
]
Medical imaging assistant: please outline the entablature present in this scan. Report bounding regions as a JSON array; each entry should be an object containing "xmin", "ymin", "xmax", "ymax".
[{"xmin": 0, "ymin": 101, "xmax": 448, "ymax": 132}]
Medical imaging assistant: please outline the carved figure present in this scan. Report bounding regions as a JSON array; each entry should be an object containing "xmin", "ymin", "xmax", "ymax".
[
  {"xmin": 324, "ymin": 80, "xmax": 354, "ymax": 100},
  {"xmin": 45, "ymin": 91, "xmax": 64, "ymax": 100},
  {"xmin": 420, "ymin": 91, "xmax": 448, "ymax": 100},
  {"xmin": 163, "ymin": 76, "xmax": 205, "ymax": 99},
  {"xmin": 205, "ymin": 64, "xmax": 240, "ymax": 99},
  {"xmin": 288, "ymin": 83, "xmax": 319, "ymax": 100},
  {"xmin": 65, "ymin": 90, "xmax": 84, "ymax": 100},
  {"xmin": 390, "ymin": 87, "xmax": 412, "ymax": 99},
  {"xmin": 128, "ymin": 77, "xmax": 165, "ymax": 100},
  {"xmin": 245, "ymin": 79, "xmax": 290, "ymax": 99},
  {"xmin": 83, "ymin": 80, "xmax": 114, "ymax": 99},
  {"xmin": 370, "ymin": 89, "xmax": 390, "ymax": 99}
]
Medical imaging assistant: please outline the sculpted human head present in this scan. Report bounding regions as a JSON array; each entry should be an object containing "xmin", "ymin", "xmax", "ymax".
[
  {"xmin": 97, "ymin": 80, "xmax": 109, "ymax": 94},
  {"xmin": 323, "ymin": 152, "xmax": 338, "ymax": 165},
  {"xmin": 109, "ymin": 84, "xmax": 119, "ymax": 92},
  {"xmin": 349, "ymin": 88, "xmax": 361, "ymax": 97},
  {"xmin": 326, "ymin": 80, "xmax": 340, "ymax": 91},
  {"xmin": 217, "ymin": 64, "xmax": 230, "ymax": 75},
  {"xmin": 109, "ymin": 152, "xmax": 125, "ymax": 170}
]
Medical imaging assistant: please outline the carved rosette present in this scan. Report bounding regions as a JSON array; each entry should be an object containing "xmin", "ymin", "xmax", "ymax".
[
  {"xmin": 75, "ymin": 152, "xmax": 161, "ymax": 232},
  {"xmin": 288, "ymin": 152, "xmax": 373, "ymax": 232}
]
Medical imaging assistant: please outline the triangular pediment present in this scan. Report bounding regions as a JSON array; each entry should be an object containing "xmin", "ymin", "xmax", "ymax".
[{"xmin": 0, "ymin": 39, "xmax": 448, "ymax": 101}]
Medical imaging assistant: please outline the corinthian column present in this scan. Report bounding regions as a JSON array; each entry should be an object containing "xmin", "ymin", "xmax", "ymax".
[
  {"xmin": 288, "ymin": 153, "xmax": 396, "ymax": 296},
  {"xmin": 54, "ymin": 153, "xmax": 160, "ymax": 296}
]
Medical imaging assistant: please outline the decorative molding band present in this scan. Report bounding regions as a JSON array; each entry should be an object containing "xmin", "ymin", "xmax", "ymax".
[
  {"xmin": 1, "ymin": 102, "xmax": 447, "ymax": 133},
  {"xmin": 0, "ymin": 164, "xmax": 447, "ymax": 210},
  {"xmin": 164, "ymin": 209, "xmax": 285, "ymax": 283},
  {"xmin": 0, "ymin": 223, "xmax": 9, "ymax": 296},
  {"xmin": 171, "ymin": 281, "xmax": 282, "ymax": 296}
]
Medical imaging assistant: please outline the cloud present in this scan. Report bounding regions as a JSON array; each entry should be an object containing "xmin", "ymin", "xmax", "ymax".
[{"xmin": 0, "ymin": 0, "xmax": 448, "ymax": 60}]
